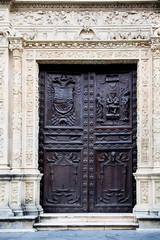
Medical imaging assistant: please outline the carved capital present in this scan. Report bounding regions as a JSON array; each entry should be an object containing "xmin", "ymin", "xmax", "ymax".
[
  {"xmin": 150, "ymin": 37, "xmax": 160, "ymax": 55},
  {"xmin": 9, "ymin": 37, "xmax": 24, "ymax": 52}
]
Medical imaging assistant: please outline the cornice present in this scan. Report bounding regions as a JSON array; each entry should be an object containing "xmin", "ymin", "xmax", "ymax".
[
  {"xmin": 11, "ymin": 1, "xmax": 160, "ymax": 9},
  {"xmin": 23, "ymin": 39, "xmax": 152, "ymax": 49}
]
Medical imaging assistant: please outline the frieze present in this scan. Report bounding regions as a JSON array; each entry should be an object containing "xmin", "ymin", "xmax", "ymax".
[
  {"xmin": 35, "ymin": 49, "xmax": 140, "ymax": 60},
  {"xmin": 11, "ymin": 10, "xmax": 160, "ymax": 27}
]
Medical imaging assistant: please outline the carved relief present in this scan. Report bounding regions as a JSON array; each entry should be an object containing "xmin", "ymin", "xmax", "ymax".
[
  {"xmin": 25, "ymin": 59, "xmax": 35, "ymax": 166},
  {"xmin": 121, "ymin": 89, "xmax": 130, "ymax": 121},
  {"xmin": 95, "ymin": 73, "xmax": 131, "ymax": 126},
  {"xmin": 0, "ymin": 51, "xmax": 5, "ymax": 163},
  {"xmin": 0, "ymin": 183, "xmax": 6, "ymax": 205},
  {"xmin": 155, "ymin": 182, "xmax": 160, "ymax": 204},
  {"xmin": 11, "ymin": 9, "xmax": 160, "ymax": 27},
  {"xmin": 141, "ymin": 181, "xmax": 149, "ymax": 203},
  {"xmin": 141, "ymin": 138, "xmax": 149, "ymax": 164},
  {"xmin": 106, "ymin": 92, "xmax": 119, "ymax": 120},
  {"xmin": 139, "ymin": 60, "xmax": 150, "ymax": 165},
  {"xmin": 12, "ymin": 49, "xmax": 23, "ymax": 168},
  {"xmin": 46, "ymin": 151, "xmax": 80, "ymax": 204},
  {"xmin": 153, "ymin": 57, "xmax": 160, "ymax": 166},
  {"xmin": 35, "ymin": 50, "xmax": 140, "ymax": 60},
  {"xmin": 11, "ymin": 182, "xmax": 18, "ymax": 205},
  {"xmin": 96, "ymin": 92, "xmax": 104, "ymax": 123},
  {"xmin": 47, "ymin": 74, "xmax": 81, "ymax": 126},
  {"xmin": 98, "ymin": 151, "xmax": 129, "ymax": 204},
  {"xmin": 25, "ymin": 182, "xmax": 34, "ymax": 204}
]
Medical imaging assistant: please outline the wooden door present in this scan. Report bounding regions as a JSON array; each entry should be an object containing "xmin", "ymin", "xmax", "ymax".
[{"xmin": 39, "ymin": 64, "xmax": 137, "ymax": 213}]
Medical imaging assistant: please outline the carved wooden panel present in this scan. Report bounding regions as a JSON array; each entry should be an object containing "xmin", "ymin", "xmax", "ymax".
[{"xmin": 39, "ymin": 64, "xmax": 137, "ymax": 213}]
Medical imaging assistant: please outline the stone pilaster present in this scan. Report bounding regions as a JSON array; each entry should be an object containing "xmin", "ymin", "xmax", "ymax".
[
  {"xmin": 0, "ymin": 1, "xmax": 13, "ymax": 217},
  {"xmin": 9, "ymin": 38, "xmax": 23, "ymax": 171},
  {"xmin": 151, "ymin": 38, "xmax": 160, "ymax": 215},
  {"xmin": 134, "ymin": 38, "xmax": 160, "ymax": 217},
  {"xmin": 8, "ymin": 37, "xmax": 24, "ymax": 216}
]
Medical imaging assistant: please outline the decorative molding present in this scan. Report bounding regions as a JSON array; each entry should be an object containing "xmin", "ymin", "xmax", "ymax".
[
  {"xmin": 11, "ymin": 2, "xmax": 160, "ymax": 10},
  {"xmin": 23, "ymin": 40, "xmax": 151, "ymax": 49}
]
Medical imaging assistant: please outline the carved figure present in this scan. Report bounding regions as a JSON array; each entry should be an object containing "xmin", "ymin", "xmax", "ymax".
[
  {"xmin": 106, "ymin": 92, "xmax": 119, "ymax": 119},
  {"xmin": 96, "ymin": 92, "xmax": 104, "ymax": 122},
  {"xmin": 121, "ymin": 90, "xmax": 130, "ymax": 121}
]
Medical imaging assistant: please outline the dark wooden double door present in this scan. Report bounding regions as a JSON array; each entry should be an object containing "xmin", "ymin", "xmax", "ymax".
[{"xmin": 39, "ymin": 64, "xmax": 137, "ymax": 213}]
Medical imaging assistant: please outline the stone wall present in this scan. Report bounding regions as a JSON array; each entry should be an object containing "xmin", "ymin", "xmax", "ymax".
[{"xmin": 0, "ymin": 0, "xmax": 160, "ymax": 221}]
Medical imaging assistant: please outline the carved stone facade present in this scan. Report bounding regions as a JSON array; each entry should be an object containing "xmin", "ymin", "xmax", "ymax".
[{"xmin": 0, "ymin": 0, "xmax": 160, "ymax": 229}]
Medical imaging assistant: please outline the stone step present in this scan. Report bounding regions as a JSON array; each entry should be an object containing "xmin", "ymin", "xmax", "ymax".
[
  {"xmin": 39, "ymin": 213, "xmax": 135, "ymax": 222},
  {"xmin": 34, "ymin": 213, "xmax": 139, "ymax": 230}
]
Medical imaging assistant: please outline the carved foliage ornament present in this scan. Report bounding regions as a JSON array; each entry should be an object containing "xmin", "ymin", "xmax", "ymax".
[{"xmin": 11, "ymin": 10, "xmax": 160, "ymax": 27}]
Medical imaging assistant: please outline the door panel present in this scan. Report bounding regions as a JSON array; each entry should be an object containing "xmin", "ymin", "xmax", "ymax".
[
  {"xmin": 39, "ymin": 64, "xmax": 137, "ymax": 213},
  {"xmin": 39, "ymin": 69, "xmax": 89, "ymax": 212}
]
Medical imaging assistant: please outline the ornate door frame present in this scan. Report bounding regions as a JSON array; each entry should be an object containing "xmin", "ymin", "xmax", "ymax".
[{"xmin": 8, "ymin": 36, "xmax": 158, "ymax": 215}]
